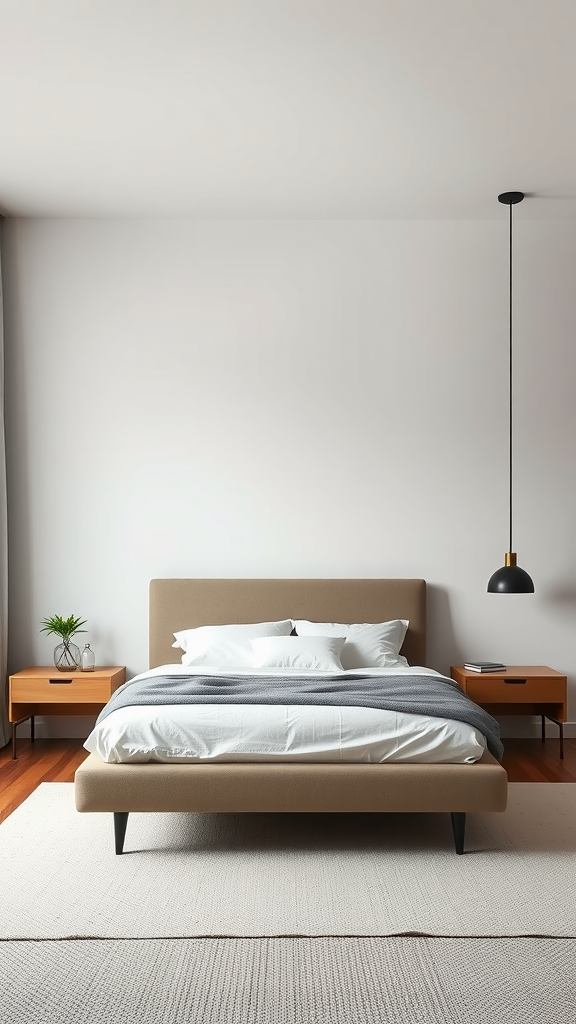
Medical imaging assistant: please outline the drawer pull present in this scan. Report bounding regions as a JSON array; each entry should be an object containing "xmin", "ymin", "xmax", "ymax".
[
  {"xmin": 504, "ymin": 679, "xmax": 527, "ymax": 685},
  {"xmin": 49, "ymin": 678, "xmax": 73, "ymax": 685}
]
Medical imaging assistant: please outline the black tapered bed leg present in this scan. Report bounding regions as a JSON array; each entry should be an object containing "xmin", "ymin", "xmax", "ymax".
[
  {"xmin": 114, "ymin": 812, "xmax": 129, "ymax": 855},
  {"xmin": 450, "ymin": 812, "xmax": 466, "ymax": 855}
]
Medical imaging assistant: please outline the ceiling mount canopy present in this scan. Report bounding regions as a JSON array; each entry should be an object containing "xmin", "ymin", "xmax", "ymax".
[
  {"xmin": 497, "ymin": 191, "xmax": 524, "ymax": 205},
  {"xmin": 487, "ymin": 190, "xmax": 535, "ymax": 595}
]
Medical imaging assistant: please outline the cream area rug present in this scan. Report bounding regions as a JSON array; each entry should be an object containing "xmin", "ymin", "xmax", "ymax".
[
  {"xmin": 0, "ymin": 782, "xmax": 574, "ymax": 940},
  {"xmin": 2, "ymin": 936, "xmax": 574, "ymax": 1024}
]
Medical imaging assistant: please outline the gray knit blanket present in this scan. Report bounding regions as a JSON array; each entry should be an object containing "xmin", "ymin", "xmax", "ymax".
[{"xmin": 97, "ymin": 671, "xmax": 503, "ymax": 760}]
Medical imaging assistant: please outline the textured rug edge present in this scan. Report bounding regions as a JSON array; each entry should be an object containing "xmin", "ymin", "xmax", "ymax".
[{"xmin": 3, "ymin": 928, "xmax": 575, "ymax": 941}]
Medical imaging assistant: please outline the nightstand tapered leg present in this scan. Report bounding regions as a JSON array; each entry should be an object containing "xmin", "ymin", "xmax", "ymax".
[
  {"xmin": 12, "ymin": 724, "xmax": 16, "ymax": 759},
  {"xmin": 544, "ymin": 716, "xmax": 564, "ymax": 759},
  {"xmin": 30, "ymin": 716, "xmax": 35, "ymax": 742},
  {"xmin": 541, "ymin": 715, "xmax": 546, "ymax": 741}
]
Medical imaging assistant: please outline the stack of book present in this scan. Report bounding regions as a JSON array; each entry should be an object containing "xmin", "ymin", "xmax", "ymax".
[{"xmin": 464, "ymin": 661, "xmax": 506, "ymax": 673}]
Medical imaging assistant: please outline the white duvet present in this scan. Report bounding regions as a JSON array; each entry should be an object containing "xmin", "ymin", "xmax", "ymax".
[{"xmin": 84, "ymin": 664, "xmax": 487, "ymax": 765}]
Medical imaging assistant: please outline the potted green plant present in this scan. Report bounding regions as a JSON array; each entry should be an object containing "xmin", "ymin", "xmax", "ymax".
[{"xmin": 40, "ymin": 614, "xmax": 87, "ymax": 672}]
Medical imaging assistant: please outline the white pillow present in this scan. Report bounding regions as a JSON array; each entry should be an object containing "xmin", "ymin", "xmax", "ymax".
[
  {"xmin": 292, "ymin": 619, "xmax": 409, "ymax": 670},
  {"xmin": 173, "ymin": 620, "xmax": 293, "ymax": 668},
  {"xmin": 250, "ymin": 635, "xmax": 345, "ymax": 672}
]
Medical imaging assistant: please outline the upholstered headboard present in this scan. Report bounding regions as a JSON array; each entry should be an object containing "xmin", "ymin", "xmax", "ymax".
[{"xmin": 149, "ymin": 578, "xmax": 426, "ymax": 669}]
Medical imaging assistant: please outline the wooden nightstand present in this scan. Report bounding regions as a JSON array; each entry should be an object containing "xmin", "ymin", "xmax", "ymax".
[
  {"xmin": 8, "ymin": 666, "xmax": 126, "ymax": 759},
  {"xmin": 450, "ymin": 665, "xmax": 568, "ymax": 758}
]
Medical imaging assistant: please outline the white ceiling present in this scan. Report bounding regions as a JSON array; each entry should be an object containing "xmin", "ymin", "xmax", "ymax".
[{"xmin": 1, "ymin": 0, "xmax": 575, "ymax": 218}]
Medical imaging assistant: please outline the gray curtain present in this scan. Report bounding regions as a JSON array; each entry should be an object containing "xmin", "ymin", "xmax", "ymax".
[{"xmin": 0, "ymin": 216, "xmax": 9, "ymax": 748}]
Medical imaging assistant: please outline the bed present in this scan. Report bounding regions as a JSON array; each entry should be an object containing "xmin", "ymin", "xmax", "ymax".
[{"xmin": 74, "ymin": 578, "xmax": 507, "ymax": 854}]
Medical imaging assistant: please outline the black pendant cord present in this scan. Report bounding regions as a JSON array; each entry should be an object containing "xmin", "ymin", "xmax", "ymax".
[{"xmin": 508, "ymin": 202, "xmax": 513, "ymax": 554}]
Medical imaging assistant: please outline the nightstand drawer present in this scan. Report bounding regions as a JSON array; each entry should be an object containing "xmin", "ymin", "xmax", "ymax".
[
  {"xmin": 465, "ymin": 676, "xmax": 566, "ymax": 704},
  {"xmin": 11, "ymin": 674, "xmax": 115, "ymax": 703}
]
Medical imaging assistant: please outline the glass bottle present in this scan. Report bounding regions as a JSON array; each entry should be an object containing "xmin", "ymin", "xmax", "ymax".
[{"xmin": 80, "ymin": 643, "xmax": 96, "ymax": 672}]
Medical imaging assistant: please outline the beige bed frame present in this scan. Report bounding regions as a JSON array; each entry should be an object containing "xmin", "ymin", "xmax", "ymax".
[{"xmin": 75, "ymin": 578, "xmax": 507, "ymax": 854}]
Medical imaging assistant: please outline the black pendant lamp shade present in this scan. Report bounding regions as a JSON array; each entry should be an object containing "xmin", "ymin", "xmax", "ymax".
[
  {"xmin": 487, "ymin": 553, "xmax": 534, "ymax": 594},
  {"xmin": 487, "ymin": 192, "xmax": 534, "ymax": 594}
]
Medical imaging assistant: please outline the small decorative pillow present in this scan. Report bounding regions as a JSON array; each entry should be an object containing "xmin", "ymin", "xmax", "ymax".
[
  {"xmin": 292, "ymin": 619, "xmax": 409, "ymax": 670},
  {"xmin": 250, "ymin": 635, "xmax": 346, "ymax": 672},
  {"xmin": 172, "ymin": 620, "xmax": 293, "ymax": 668}
]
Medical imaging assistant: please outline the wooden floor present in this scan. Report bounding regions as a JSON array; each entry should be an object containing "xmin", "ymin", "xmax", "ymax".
[
  {"xmin": 1, "ymin": 736, "xmax": 575, "ymax": 825},
  {"xmin": 0, "ymin": 739, "xmax": 89, "ymax": 824}
]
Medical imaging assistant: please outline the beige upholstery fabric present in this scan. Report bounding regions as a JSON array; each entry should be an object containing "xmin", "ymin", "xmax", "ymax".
[
  {"xmin": 75, "ymin": 750, "xmax": 507, "ymax": 813},
  {"xmin": 75, "ymin": 579, "xmax": 507, "ymax": 819},
  {"xmin": 149, "ymin": 578, "xmax": 427, "ymax": 668}
]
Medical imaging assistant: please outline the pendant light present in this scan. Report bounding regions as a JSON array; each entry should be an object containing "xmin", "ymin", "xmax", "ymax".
[{"xmin": 487, "ymin": 191, "xmax": 534, "ymax": 594}]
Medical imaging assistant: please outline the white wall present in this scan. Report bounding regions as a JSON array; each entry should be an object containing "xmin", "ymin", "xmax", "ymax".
[{"xmin": 4, "ymin": 218, "xmax": 576, "ymax": 737}]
